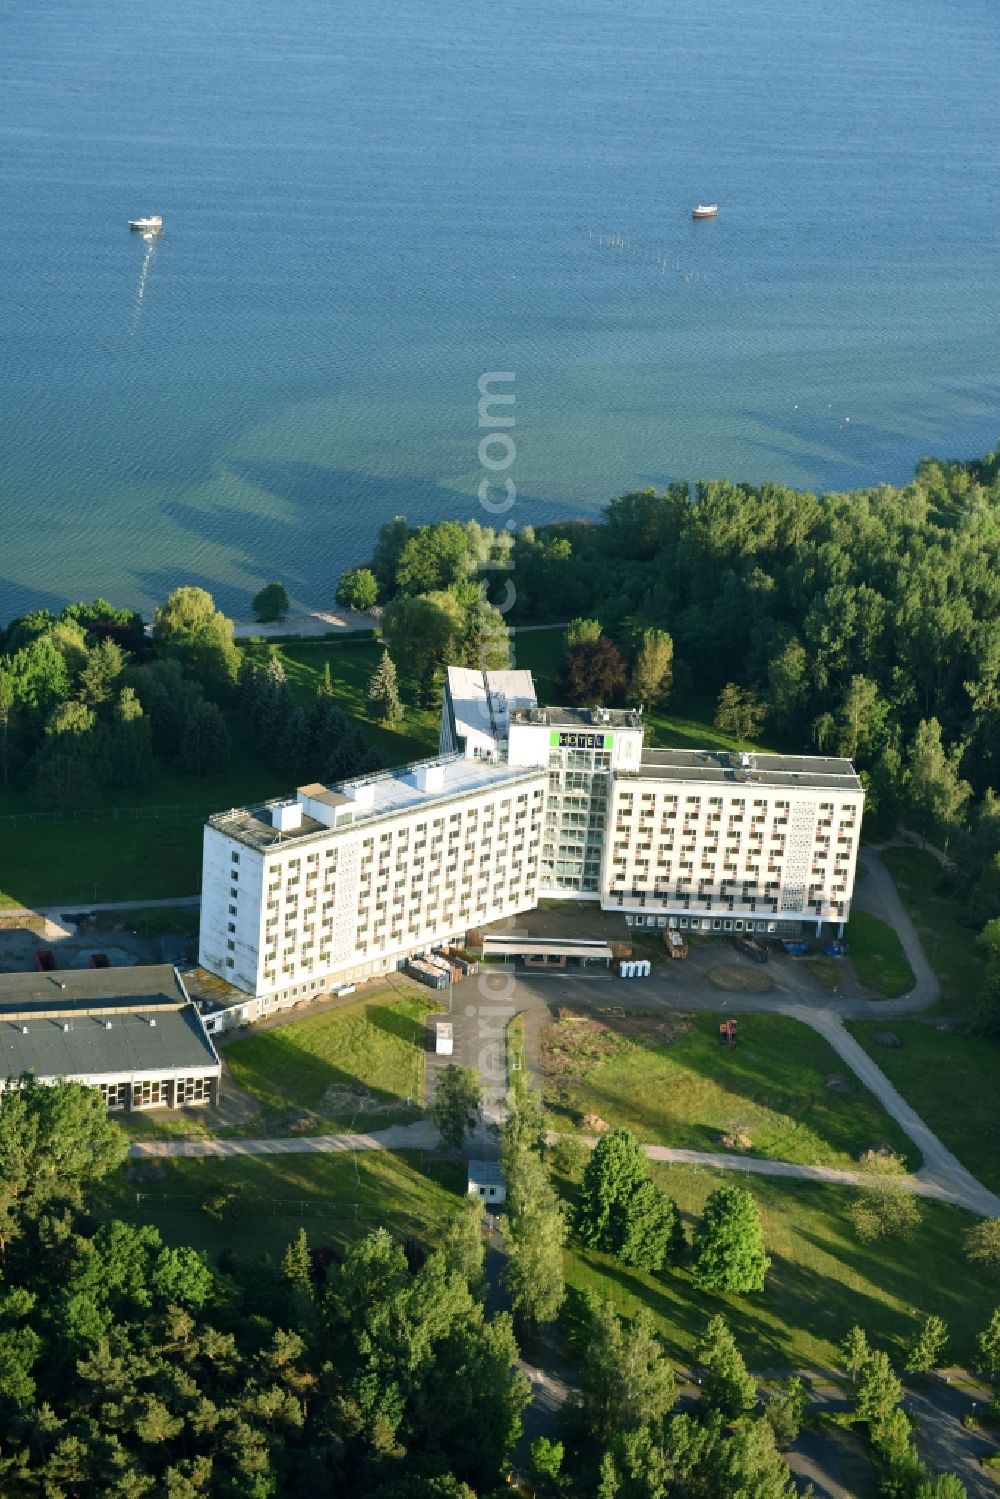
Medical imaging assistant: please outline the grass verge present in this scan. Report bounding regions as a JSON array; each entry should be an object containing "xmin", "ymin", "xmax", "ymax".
[
  {"xmin": 881, "ymin": 846, "xmax": 985, "ymax": 1018},
  {"xmin": 100, "ymin": 1150, "xmax": 464, "ymax": 1260},
  {"xmin": 560, "ymin": 1163, "xmax": 992, "ymax": 1369},
  {"xmin": 847, "ymin": 1020, "xmax": 1000, "ymax": 1195},
  {"xmin": 224, "ymin": 988, "xmax": 432, "ymax": 1132},
  {"xmin": 845, "ymin": 910, "xmax": 915, "ymax": 998},
  {"xmin": 542, "ymin": 1011, "xmax": 915, "ymax": 1168}
]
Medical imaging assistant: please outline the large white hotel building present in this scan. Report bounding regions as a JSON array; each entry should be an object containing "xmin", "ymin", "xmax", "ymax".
[{"xmin": 200, "ymin": 668, "xmax": 864, "ymax": 1000}]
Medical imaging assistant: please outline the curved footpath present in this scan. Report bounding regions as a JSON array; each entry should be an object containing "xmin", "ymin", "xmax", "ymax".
[{"xmin": 130, "ymin": 847, "xmax": 1000, "ymax": 1218}]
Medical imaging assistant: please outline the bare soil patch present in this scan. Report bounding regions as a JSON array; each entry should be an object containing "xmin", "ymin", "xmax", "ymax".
[{"xmin": 708, "ymin": 964, "xmax": 774, "ymax": 993}]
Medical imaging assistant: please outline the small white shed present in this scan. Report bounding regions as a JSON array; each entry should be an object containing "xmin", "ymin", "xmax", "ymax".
[
  {"xmin": 467, "ymin": 1159, "xmax": 506, "ymax": 1204},
  {"xmin": 435, "ymin": 1021, "xmax": 453, "ymax": 1055}
]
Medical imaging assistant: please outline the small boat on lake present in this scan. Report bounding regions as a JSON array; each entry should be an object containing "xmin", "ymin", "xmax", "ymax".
[
  {"xmin": 128, "ymin": 215, "xmax": 162, "ymax": 232},
  {"xmin": 691, "ymin": 204, "xmax": 718, "ymax": 219}
]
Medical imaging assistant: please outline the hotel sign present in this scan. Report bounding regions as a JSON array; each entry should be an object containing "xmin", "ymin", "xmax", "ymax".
[{"xmin": 550, "ymin": 731, "xmax": 613, "ymax": 749}]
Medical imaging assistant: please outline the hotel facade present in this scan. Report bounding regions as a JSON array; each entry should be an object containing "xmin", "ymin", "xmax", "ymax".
[{"xmin": 200, "ymin": 668, "xmax": 863, "ymax": 1000}]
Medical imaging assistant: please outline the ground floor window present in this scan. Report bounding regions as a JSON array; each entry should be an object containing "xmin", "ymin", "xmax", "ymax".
[
  {"xmin": 175, "ymin": 1075, "xmax": 213, "ymax": 1106},
  {"xmin": 99, "ymin": 1080, "xmax": 128, "ymax": 1111},
  {"xmin": 132, "ymin": 1079, "xmax": 166, "ymax": 1109}
]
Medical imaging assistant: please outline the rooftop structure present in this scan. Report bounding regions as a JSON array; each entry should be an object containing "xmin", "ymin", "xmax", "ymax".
[
  {"xmin": 210, "ymin": 753, "xmax": 540, "ymax": 853},
  {"xmin": 508, "ymin": 704, "xmax": 643, "ymax": 732},
  {"xmin": 440, "ymin": 666, "xmax": 537, "ymax": 759}
]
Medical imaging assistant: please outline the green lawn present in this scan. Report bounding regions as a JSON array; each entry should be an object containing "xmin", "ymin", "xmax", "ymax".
[
  {"xmin": 881, "ymin": 847, "xmax": 985, "ymax": 1018},
  {"xmin": 0, "ymin": 733, "xmax": 279, "ymax": 908},
  {"xmin": 224, "ymin": 988, "xmax": 433, "ymax": 1132},
  {"xmin": 91, "ymin": 905, "xmax": 201, "ymax": 940},
  {"xmin": 847, "ymin": 1020, "xmax": 1000, "ymax": 1195},
  {"xmin": 561, "ymin": 1163, "xmax": 993, "ymax": 1369},
  {"xmin": 845, "ymin": 910, "xmax": 915, "ymax": 998},
  {"xmin": 99, "ymin": 1150, "xmax": 465, "ymax": 1260},
  {"xmin": 543, "ymin": 1012, "xmax": 915, "ymax": 1169}
]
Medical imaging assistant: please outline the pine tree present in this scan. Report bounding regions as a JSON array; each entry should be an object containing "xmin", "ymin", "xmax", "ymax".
[
  {"xmin": 696, "ymin": 1314, "xmax": 757, "ymax": 1419},
  {"xmin": 318, "ymin": 660, "xmax": 333, "ymax": 698},
  {"xmin": 905, "ymin": 1314, "xmax": 948, "ymax": 1375},
  {"xmin": 367, "ymin": 649, "xmax": 402, "ymax": 725},
  {"xmin": 281, "ymin": 1228, "xmax": 313, "ymax": 1297},
  {"xmin": 180, "ymin": 701, "xmax": 231, "ymax": 777},
  {"xmin": 840, "ymin": 1324, "xmax": 870, "ymax": 1382},
  {"xmin": 854, "ymin": 1349, "xmax": 903, "ymax": 1427}
]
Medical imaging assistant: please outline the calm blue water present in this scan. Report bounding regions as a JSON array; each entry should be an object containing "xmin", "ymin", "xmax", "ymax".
[{"xmin": 2, "ymin": 0, "xmax": 999, "ymax": 621}]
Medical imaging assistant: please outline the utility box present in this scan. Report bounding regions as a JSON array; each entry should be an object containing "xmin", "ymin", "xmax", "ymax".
[{"xmin": 435, "ymin": 1022, "xmax": 454, "ymax": 1056}]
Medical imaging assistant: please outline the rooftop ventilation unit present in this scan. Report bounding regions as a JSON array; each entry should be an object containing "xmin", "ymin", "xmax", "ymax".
[
  {"xmin": 413, "ymin": 763, "xmax": 445, "ymax": 794},
  {"xmin": 272, "ymin": 801, "xmax": 303, "ymax": 833},
  {"xmin": 149, "ymin": 1017, "xmax": 157, "ymax": 1028},
  {"xmin": 104, "ymin": 1021, "xmax": 113, "ymax": 1030}
]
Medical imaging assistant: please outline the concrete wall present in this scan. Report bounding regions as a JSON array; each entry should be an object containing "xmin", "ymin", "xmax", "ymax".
[{"xmin": 199, "ymin": 825, "xmax": 265, "ymax": 993}]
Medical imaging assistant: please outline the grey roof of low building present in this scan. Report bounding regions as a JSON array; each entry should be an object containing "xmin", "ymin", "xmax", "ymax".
[
  {"xmin": 630, "ymin": 747, "xmax": 863, "ymax": 792},
  {"xmin": 468, "ymin": 1160, "xmax": 504, "ymax": 1186},
  {"xmin": 0, "ymin": 1005, "xmax": 219, "ymax": 1082},
  {"xmin": 0, "ymin": 963, "xmax": 187, "ymax": 1016},
  {"xmin": 0, "ymin": 965, "xmax": 219, "ymax": 1082}
]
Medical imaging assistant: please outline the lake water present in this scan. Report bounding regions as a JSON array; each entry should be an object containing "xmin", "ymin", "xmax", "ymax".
[{"xmin": 2, "ymin": 0, "xmax": 999, "ymax": 621}]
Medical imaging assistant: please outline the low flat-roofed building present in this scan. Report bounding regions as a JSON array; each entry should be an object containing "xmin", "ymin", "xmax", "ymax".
[{"xmin": 0, "ymin": 964, "xmax": 221, "ymax": 1111}]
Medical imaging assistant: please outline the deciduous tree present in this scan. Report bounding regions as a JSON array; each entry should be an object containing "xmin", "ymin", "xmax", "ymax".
[
  {"xmin": 690, "ymin": 1185, "xmax": 770, "ymax": 1293},
  {"xmin": 251, "ymin": 582, "xmax": 290, "ymax": 623},
  {"xmin": 336, "ymin": 567, "xmax": 379, "ymax": 611},
  {"xmin": 555, "ymin": 637, "xmax": 628, "ymax": 707},
  {"xmin": 630, "ymin": 628, "xmax": 674, "ymax": 705},
  {"xmin": 0, "ymin": 1080, "xmax": 128, "ymax": 1250},
  {"xmin": 713, "ymin": 683, "xmax": 768, "ymax": 744},
  {"xmin": 581, "ymin": 1301, "xmax": 676, "ymax": 1442},
  {"xmin": 428, "ymin": 1065, "xmax": 482, "ymax": 1151},
  {"xmin": 853, "ymin": 1349, "xmax": 903, "ymax": 1426},
  {"xmin": 965, "ymin": 1218, "xmax": 1000, "ymax": 1276}
]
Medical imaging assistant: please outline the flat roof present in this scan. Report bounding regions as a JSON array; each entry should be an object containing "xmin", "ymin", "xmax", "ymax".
[
  {"xmin": 509, "ymin": 704, "xmax": 643, "ymax": 731},
  {"xmin": 210, "ymin": 756, "xmax": 545, "ymax": 851},
  {"xmin": 483, "ymin": 935, "xmax": 614, "ymax": 961},
  {"xmin": 629, "ymin": 747, "xmax": 863, "ymax": 793},
  {"xmin": 0, "ymin": 1008, "xmax": 218, "ymax": 1082},
  {"xmin": 0, "ymin": 963, "xmax": 187, "ymax": 1016}
]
